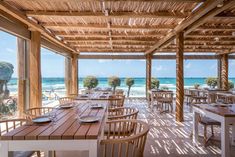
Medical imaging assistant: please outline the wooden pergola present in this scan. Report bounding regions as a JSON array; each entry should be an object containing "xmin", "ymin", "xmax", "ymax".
[{"xmin": 0, "ymin": 0, "xmax": 235, "ymax": 122}]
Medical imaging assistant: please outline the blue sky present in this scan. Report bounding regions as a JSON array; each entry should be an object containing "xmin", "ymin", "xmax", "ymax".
[{"xmin": 1, "ymin": 30, "xmax": 235, "ymax": 78}]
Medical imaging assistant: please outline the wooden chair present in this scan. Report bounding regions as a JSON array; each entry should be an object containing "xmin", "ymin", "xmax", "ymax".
[
  {"xmin": 199, "ymin": 116, "xmax": 220, "ymax": 146},
  {"xmin": 100, "ymin": 119, "xmax": 149, "ymax": 157},
  {"xmin": 59, "ymin": 97, "xmax": 75, "ymax": 105},
  {"xmin": 24, "ymin": 107, "xmax": 54, "ymax": 119},
  {"xmin": 0, "ymin": 119, "xmax": 41, "ymax": 157},
  {"xmin": 155, "ymin": 91, "xmax": 173, "ymax": 113},
  {"xmin": 109, "ymin": 95, "xmax": 125, "ymax": 109},
  {"xmin": 108, "ymin": 107, "xmax": 139, "ymax": 120}
]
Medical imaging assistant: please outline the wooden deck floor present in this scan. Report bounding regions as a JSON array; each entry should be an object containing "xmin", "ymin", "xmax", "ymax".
[
  {"xmin": 127, "ymin": 98, "xmax": 235, "ymax": 157},
  {"xmin": 34, "ymin": 98, "xmax": 235, "ymax": 157}
]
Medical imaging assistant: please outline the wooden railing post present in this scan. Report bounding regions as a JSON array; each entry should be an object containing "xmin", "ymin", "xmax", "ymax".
[
  {"xmin": 221, "ymin": 54, "xmax": 228, "ymax": 90},
  {"xmin": 146, "ymin": 54, "xmax": 152, "ymax": 100},
  {"xmin": 176, "ymin": 32, "xmax": 184, "ymax": 122},
  {"xmin": 29, "ymin": 31, "xmax": 42, "ymax": 108},
  {"xmin": 65, "ymin": 54, "xmax": 78, "ymax": 96}
]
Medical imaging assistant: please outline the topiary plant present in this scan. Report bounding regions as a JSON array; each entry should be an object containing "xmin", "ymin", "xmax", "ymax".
[
  {"xmin": 151, "ymin": 78, "xmax": 160, "ymax": 89},
  {"xmin": 205, "ymin": 77, "xmax": 217, "ymax": 88},
  {"xmin": 160, "ymin": 86, "xmax": 169, "ymax": 91},
  {"xmin": 83, "ymin": 76, "xmax": 98, "ymax": 90},
  {"xmin": 125, "ymin": 78, "xmax": 134, "ymax": 97},
  {"xmin": 194, "ymin": 83, "xmax": 200, "ymax": 89},
  {"xmin": 108, "ymin": 76, "xmax": 121, "ymax": 93},
  {"xmin": 229, "ymin": 80, "xmax": 234, "ymax": 90}
]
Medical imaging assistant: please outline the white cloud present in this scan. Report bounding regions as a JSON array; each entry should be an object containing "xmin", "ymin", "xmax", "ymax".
[
  {"xmin": 230, "ymin": 60, "xmax": 235, "ymax": 66},
  {"xmin": 154, "ymin": 65, "xmax": 163, "ymax": 71},
  {"xmin": 6, "ymin": 48, "xmax": 14, "ymax": 53},
  {"xmin": 210, "ymin": 63, "xmax": 217, "ymax": 70},
  {"xmin": 185, "ymin": 62, "xmax": 191, "ymax": 69},
  {"xmin": 98, "ymin": 59, "xmax": 109, "ymax": 63}
]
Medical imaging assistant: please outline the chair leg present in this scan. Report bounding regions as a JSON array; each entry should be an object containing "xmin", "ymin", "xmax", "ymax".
[
  {"xmin": 204, "ymin": 125, "xmax": 207, "ymax": 146},
  {"xmin": 211, "ymin": 125, "xmax": 214, "ymax": 137},
  {"xmin": 36, "ymin": 151, "xmax": 41, "ymax": 157}
]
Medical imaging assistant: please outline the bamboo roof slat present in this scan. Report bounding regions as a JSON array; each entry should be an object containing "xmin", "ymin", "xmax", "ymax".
[{"xmin": 0, "ymin": 0, "xmax": 234, "ymax": 54}]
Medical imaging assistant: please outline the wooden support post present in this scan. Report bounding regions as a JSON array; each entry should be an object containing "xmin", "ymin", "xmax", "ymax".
[
  {"xmin": 65, "ymin": 54, "xmax": 78, "ymax": 96},
  {"xmin": 17, "ymin": 38, "xmax": 27, "ymax": 116},
  {"xmin": 29, "ymin": 31, "xmax": 42, "ymax": 108},
  {"xmin": 146, "ymin": 54, "xmax": 152, "ymax": 100},
  {"xmin": 217, "ymin": 58, "xmax": 222, "ymax": 89},
  {"xmin": 65, "ymin": 57, "xmax": 72, "ymax": 96},
  {"xmin": 221, "ymin": 54, "xmax": 228, "ymax": 90},
  {"xmin": 176, "ymin": 32, "xmax": 184, "ymax": 122},
  {"xmin": 71, "ymin": 54, "xmax": 78, "ymax": 95}
]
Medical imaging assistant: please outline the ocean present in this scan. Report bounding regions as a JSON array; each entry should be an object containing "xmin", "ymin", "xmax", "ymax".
[{"xmin": 7, "ymin": 78, "xmax": 235, "ymax": 97}]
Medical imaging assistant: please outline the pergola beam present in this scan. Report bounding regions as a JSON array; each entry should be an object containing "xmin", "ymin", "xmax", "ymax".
[
  {"xmin": 15, "ymin": 0, "xmax": 205, "ymax": 2},
  {"xmin": 42, "ymin": 23, "xmax": 174, "ymax": 30},
  {"xmin": 145, "ymin": 0, "xmax": 224, "ymax": 55},
  {"xmin": 26, "ymin": 11, "xmax": 189, "ymax": 19}
]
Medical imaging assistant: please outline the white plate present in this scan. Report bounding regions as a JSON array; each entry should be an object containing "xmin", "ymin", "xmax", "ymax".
[
  {"xmin": 32, "ymin": 116, "xmax": 51, "ymax": 123},
  {"xmin": 90, "ymin": 104, "xmax": 103, "ymax": 109},
  {"xmin": 79, "ymin": 115, "xmax": 100, "ymax": 123},
  {"xmin": 60, "ymin": 103, "xmax": 74, "ymax": 109}
]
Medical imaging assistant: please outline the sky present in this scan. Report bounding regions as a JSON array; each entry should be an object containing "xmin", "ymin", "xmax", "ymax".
[{"xmin": 1, "ymin": 30, "xmax": 235, "ymax": 78}]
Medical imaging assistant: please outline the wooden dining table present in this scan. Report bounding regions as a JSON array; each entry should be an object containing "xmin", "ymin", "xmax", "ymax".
[
  {"xmin": 192, "ymin": 103, "xmax": 235, "ymax": 157},
  {"xmin": 0, "ymin": 102, "xmax": 107, "ymax": 157},
  {"xmin": 76, "ymin": 91, "xmax": 117, "ymax": 101}
]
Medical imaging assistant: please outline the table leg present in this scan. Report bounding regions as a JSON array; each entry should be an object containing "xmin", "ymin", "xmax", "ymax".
[
  {"xmin": 232, "ymin": 123, "xmax": 235, "ymax": 146},
  {"xmin": 0, "ymin": 141, "xmax": 9, "ymax": 157},
  {"xmin": 221, "ymin": 119, "xmax": 230, "ymax": 157},
  {"xmin": 192, "ymin": 110, "xmax": 199, "ymax": 146},
  {"xmin": 89, "ymin": 141, "xmax": 98, "ymax": 157}
]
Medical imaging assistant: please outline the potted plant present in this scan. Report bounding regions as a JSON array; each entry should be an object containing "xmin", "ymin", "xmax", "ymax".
[
  {"xmin": 83, "ymin": 76, "xmax": 99, "ymax": 91},
  {"xmin": 125, "ymin": 78, "xmax": 134, "ymax": 97},
  {"xmin": 151, "ymin": 78, "xmax": 160, "ymax": 90},
  {"xmin": 205, "ymin": 77, "xmax": 217, "ymax": 89},
  {"xmin": 108, "ymin": 76, "xmax": 121, "ymax": 93}
]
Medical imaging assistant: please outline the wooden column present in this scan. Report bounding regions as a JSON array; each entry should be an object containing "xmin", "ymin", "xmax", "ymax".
[
  {"xmin": 221, "ymin": 54, "xmax": 228, "ymax": 90},
  {"xmin": 65, "ymin": 57, "xmax": 72, "ymax": 96},
  {"xmin": 65, "ymin": 54, "xmax": 78, "ymax": 96},
  {"xmin": 29, "ymin": 31, "xmax": 42, "ymax": 108},
  {"xmin": 71, "ymin": 54, "xmax": 78, "ymax": 95},
  {"xmin": 217, "ymin": 58, "xmax": 222, "ymax": 89},
  {"xmin": 146, "ymin": 54, "xmax": 152, "ymax": 100},
  {"xmin": 17, "ymin": 38, "xmax": 27, "ymax": 116},
  {"xmin": 176, "ymin": 32, "xmax": 184, "ymax": 122}
]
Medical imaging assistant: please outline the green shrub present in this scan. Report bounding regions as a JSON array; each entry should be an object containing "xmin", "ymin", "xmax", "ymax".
[
  {"xmin": 108, "ymin": 76, "xmax": 121, "ymax": 92},
  {"xmin": 194, "ymin": 83, "xmax": 200, "ymax": 89},
  {"xmin": 151, "ymin": 78, "xmax": 160, "ymax": 89},
  {"xmin": 160, "ymin": 86, "xmax": 169, "ymax": 91},
  {"xmin": 125, "ymin": 78, "xmax": 135, "ymax": 97},
  {"xmin": 205, "ymin": 77, "xmax": 217, "ymax": 88},
  {"xmin": 83, "ymin": 76, "xmax": 98, "ymax": 90},
  {"xmin": 229, "ymin": 80, "xmax": 234, "ymax": 89}
]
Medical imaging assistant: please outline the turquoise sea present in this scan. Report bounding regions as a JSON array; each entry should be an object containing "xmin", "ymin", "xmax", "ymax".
[{"xmin": 7, "ymin": 78, "xmax": 235, "ymax": 97}]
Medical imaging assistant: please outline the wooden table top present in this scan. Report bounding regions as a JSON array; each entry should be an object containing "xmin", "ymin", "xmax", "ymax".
[
  {"xmin": 1, "ymin": 103, "xmax": 107, "ymax": 141},
  {"xmin": 193, "ymin": 103, "xmax": 235, "ymax": 117}
]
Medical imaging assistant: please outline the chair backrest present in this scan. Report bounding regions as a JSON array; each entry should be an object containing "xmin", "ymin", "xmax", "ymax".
[
  {"xmin": 109, "ymin": 95, "xmax": 125, "ymax": 108},
  {"xmin": 0, "ymin": 119, "xmax": 27, "ymax": 136},
  {"xmin": 59, "ymin": 97, "xmax": 75, "ymax": 105},
  {"xmin": 108, "ymin": 107, "xmax": 139, "ymax": 120},
  {"xmin": 100, "ymin": 119, "xmax": 149, "ymax": 157},
  {"xmin": 24, "ymin": 107, "xmax": 54, "ymax": 119},
  {"xmin": 116, "ymin": 89, "xmax": 124, "ymax": 96}
]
